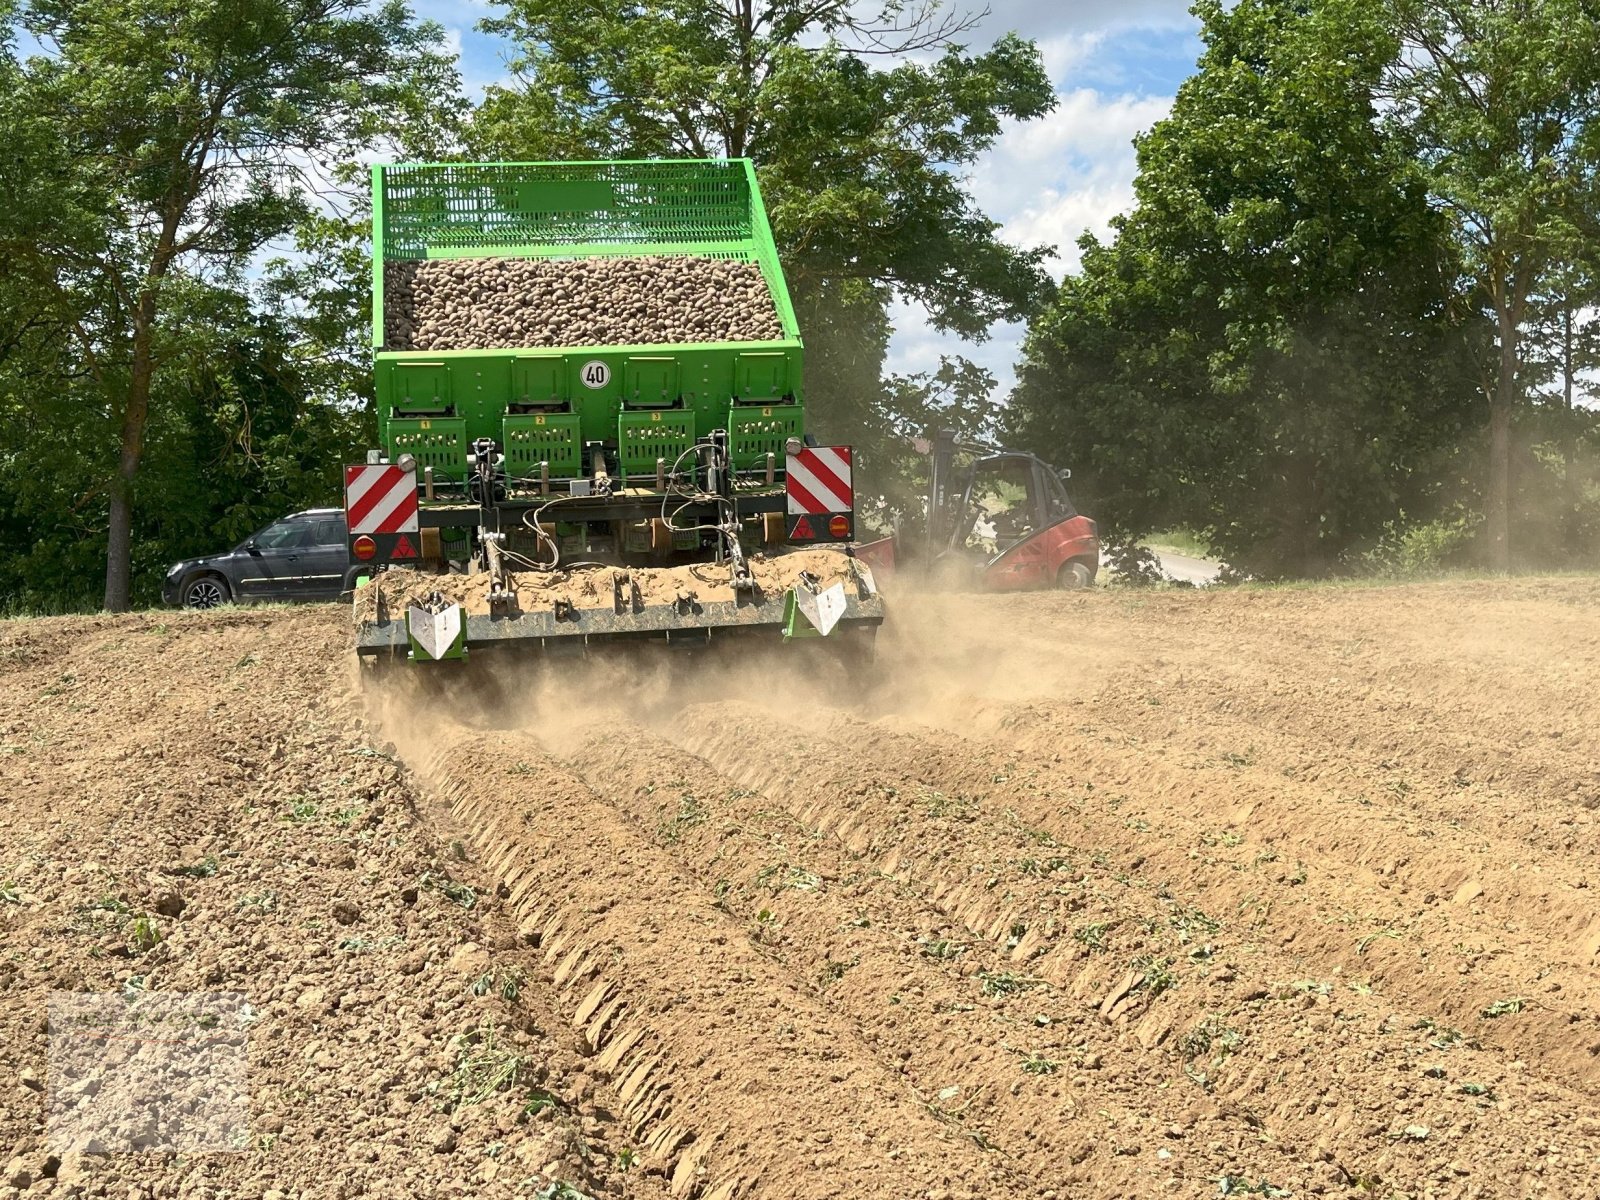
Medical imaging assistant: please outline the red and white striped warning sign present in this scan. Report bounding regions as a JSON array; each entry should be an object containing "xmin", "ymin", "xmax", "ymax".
[
  {"xmin": 344, "ymin": 464, "xmax": 419, "ymax": 535},
  {"xmin": 786, "ymin": 445, "xmax": 853, "ymax": 515}
]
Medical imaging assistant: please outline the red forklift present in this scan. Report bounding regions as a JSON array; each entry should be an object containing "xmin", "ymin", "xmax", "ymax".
[{"xmin": 859, "ymin": 429, "xmax": 1100, "ymax": 590}]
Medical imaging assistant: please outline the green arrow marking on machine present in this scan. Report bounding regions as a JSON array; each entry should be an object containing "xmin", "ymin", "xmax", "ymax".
[{"xmin": 407, "ymin": 595, "xmax": 466, "ymax": 661}]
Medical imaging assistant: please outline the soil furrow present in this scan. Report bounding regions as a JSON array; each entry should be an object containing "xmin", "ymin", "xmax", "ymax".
[
  {"xmin": 389, "ymin": 725, "xmax": 1014, "ymax": 1199},
  {"xmin": 560, "ymin": 724, "xmax": 1200, "ymax": 1193},
  {"xmin": 700, "ymin": 701, "xmax": 1600, "ymax": 1098},
  {"xmin": 661, "ymin": 701, "xmax": 1600, "ymax": 1193}
]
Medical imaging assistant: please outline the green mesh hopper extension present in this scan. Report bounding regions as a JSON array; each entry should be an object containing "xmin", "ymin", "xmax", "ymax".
[{"xmin": 371, "ymin": 159, "xmax": 805, "ymax": 488}]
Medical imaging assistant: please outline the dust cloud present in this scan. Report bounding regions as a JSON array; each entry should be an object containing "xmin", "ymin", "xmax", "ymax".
[{"xmin": 362, "ymin": 578, "xmax": 1134, "ymax": 764}]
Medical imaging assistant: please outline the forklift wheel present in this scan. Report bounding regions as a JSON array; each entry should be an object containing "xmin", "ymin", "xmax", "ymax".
[{"xmin": 1057, "ymin": 560, "xmax": 1093, "ymax": 590}]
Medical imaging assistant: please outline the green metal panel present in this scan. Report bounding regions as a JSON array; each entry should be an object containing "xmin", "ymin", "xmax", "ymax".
[
  {"xmin": 391, "ymin": 361, "xmax": 451, "ymax": 411},
  {"xmin": 744, "ymin": 165, "xmax": 799, "ymax": 343},
  {"xmin": 512, "ymin": 355, "xmax": 565, "ymax": 405},
  {"xmin": 457, "ymin": 358, "xmax": 510, "ymax": 426},
  {"xmin": 516, "ymin": 179, "xmax": 614, "ymax": 214},
  {"xmin": 728, "ymin": 404, "xmax": 804, "ymax": 473},
  {"xmin": 391, "ymin": 417, "xmax": 467, "ymax": 474},
  {"xmin": 371, "ymin": 172, "xmax": 386, "ymax": 351},
  {"xmin": 376, "ymin": 160, "xmax": 770, "ymax": 265},
  {"xmin": 504, "ymin": 412, "xmax": 582, "ymax": 478},
  {"xmin": 734, "ymin": 351, "xmax": 790, "ymax": 400},
  {"xmin": 618, "ymin": 410, "xmax": 696, "ymax": 477},
  {"xmin": 622, "ymin": 356, "xmax": 679, "ymax": 407}
]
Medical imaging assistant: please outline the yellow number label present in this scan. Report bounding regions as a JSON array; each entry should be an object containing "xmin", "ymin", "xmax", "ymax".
[
  {"xmin": 651, "ymin": 412, "xmax": 662, "ymax": 422},
  {"xmin": 418, "ymin": 419, "xmax": 432, "ymax": 430},
  {"xmin": 535, "ymin": 415, "xmax": 546, "ymax": 425},
  {"xmin": 762, "ymin": 407, "xmax": 773, "ymax": 416}
]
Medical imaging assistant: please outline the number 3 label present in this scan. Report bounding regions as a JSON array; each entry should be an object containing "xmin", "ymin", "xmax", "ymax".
[{"xmin": 580, "ymin": 360, "xmax": 611, "ymax": 389}]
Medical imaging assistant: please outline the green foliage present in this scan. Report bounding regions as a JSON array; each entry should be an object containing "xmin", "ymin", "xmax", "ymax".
[
  {"xmin": 1009, "ymin": 0, "xmax": 1481, "ymax": 577},
  {"xmin": 1131, "ymin": 953, "xmax": 1176, "ymax": 997},
  {"xmin": 1480, "ymin": 996, "xmax": 1527, "ymax": 1019},
  {"xmin": 1215, "ymin": 1178, "xmax": 1291, "ymax": 1198},
  {"xmin": 172, "ymin": 856, "xmax": 219, "ymax": 879},
  {"xmin": 127, "ymin": 914, "xmax": 163, "ymax": 953},
  {"xmin": 448, "ymin": 1022, "xmax": 525, "ymax": 1107},
  {"xmin": 1017, "ymin": 1050, "xmax": 1059, "ymax": 1076},
  {"xmin": 978, "ymin": 970, "xmax": 1042, "ymax": 997},
  {"xmin": 0, "ymin": 0, "xmax": 460, "ymax": 610},
  {"xmin": 1378, "ymin": 0, "xmax": 1600, "ymax": 568},
  {"xmin": 1362, "ymin": 510, "xmax": 1481, "ymax": 575}
]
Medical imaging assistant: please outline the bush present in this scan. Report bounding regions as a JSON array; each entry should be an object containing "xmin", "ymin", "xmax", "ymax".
[
  {"xmin": 1103, "ymin": 540, "xmax": 1189, "ymax": 588},
  {"xmin": 1361, "ymin": 511, "xmax": 1480, "ymax": 576}
]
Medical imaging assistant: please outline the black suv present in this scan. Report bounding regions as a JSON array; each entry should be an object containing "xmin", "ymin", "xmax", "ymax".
[{"xmin": 162, "ymin": 509, "xmax": 353, "ymax": 608}]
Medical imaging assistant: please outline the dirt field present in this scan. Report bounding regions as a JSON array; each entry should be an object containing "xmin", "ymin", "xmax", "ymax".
[{"xmin": 4, "ymin": 578, "xmax": 1600, "ymax": 1198}]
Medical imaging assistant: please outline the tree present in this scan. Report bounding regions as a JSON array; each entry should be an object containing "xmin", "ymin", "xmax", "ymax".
[
  {"xmin": 1377, "ymin": 0, "xmax": 1600, "ymax": 569},
  {"xmin": 1008, "ymin": 0, "xmax": 1477, "ymax": 576},
  {"xmin": 470, "ymin": 0, "xmax": 1057, "ymax": 497},
  {"xmin": 0, "ymin": 268, "xmax": 371, "ymax": 610},
  {"xmin": 0, "ymin": 0, "xmax": 459, "ymax": 610}
]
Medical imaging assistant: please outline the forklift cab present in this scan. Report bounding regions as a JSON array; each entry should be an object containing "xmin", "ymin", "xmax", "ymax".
[
  {"xmin": 925, "ymin": 428, "xmax": 1099, "ymax": 590},
  {"xmin": 955, "ymin": 453, "xmax": 1077, "ymax": 556}
]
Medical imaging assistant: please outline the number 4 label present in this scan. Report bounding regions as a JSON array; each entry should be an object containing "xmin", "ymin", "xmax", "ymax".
[{"xmin": 580, "ymin": 360, "xmax": 611, "ymax": 389}]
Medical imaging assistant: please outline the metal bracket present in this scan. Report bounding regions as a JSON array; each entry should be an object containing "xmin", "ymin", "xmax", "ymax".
[
  {"xmin": 848, "ymin": 558, "xmax": 878, "ymax": 599},
  {"xmin": 785, "ymin": 571, "xmax": 847, "ymax": 638},
  {"xmin": 483, "ymin": 530, "xmax": 517, "ymax": 611},
  {"xmin": 588, "ymin": 442, "xmax": 613, "ymax": 498},
  {"xmin": 613, "ymin": 570, "xmax": 643, "ymax": 614}
]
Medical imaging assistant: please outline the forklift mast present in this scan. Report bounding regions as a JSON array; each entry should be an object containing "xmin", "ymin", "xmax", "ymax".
[{"xmin": 926, "ymin": 428, "xmax": 966, "ymax": 554}]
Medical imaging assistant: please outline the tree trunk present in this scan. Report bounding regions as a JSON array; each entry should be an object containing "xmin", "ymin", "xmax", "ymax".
[
  {"xmin": 1485, "ymin": 303, "xmax": 1517, "ymax": 572},
  {"xmin": 102, "ymin": 298, "xmax": 155, "ymax": 611},
  {"xmin": 1562, "ymin": 304, "xmax": 1580, "ymax": 558},
  {"xmin": 102, "ymin": 467, "xmax": 134, "ymax": 611}
]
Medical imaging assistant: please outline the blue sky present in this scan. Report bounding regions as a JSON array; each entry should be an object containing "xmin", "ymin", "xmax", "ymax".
[{"xmin": 415, "ymin": 0, "xmax": 1204, "ymax": 395}]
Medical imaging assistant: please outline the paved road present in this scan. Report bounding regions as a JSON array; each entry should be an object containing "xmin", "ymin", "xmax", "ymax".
[{"xmin": 1153, "ymin": 548, "xmax": 1223, "ymax": 586}]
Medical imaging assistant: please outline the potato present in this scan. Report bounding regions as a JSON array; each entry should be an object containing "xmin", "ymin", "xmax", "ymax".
[{"xmin": 382, "ymin": 254, "xmax": 784, "ymax": 352}]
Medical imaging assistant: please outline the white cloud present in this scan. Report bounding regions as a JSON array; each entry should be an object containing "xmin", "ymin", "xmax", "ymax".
[
  {"xmin": 884, "ymin": 300, "xmax": 1025, "ymax": 395},
  {"xmin": 975, "ymin": 0, "xmax": 1194, "ymax": 40},
  {"xmin": 973, "ymin": 88, "xmax": 1172, "ymax": 272},
  {"xmin": 885, "ymin": 85, "xmax": 1172, "ymax": 395},
  {"xmin": 1035, "ymin": 31, "xmax": 1108, "ymax": 81},
  {"xmin": 440, "ymin": 24, "xmax": 464, "ymax": 61}
]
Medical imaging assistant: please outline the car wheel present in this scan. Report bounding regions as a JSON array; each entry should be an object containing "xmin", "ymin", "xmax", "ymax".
[
  {"xmin": 1056, "ymin": 560, "xmax": 1094, "ymax": 590},
  {"xmin": 182, "ymin": 575, "xmax": 231, "ymax": 609}
]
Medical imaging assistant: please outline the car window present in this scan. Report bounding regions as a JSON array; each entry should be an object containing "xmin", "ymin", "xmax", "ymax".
[
  {"xmin": 254, "ymin": 521, "xmax": 308, "ymax": 550},
  {"xmin": 312, "ymin": 520, "xmax": 345, "ymax": 546}
]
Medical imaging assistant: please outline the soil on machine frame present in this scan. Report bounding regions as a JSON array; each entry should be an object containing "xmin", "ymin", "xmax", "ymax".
[{"xmin": 3, "ymin": 576, "xmax": 1600, "ymax": 1198}]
